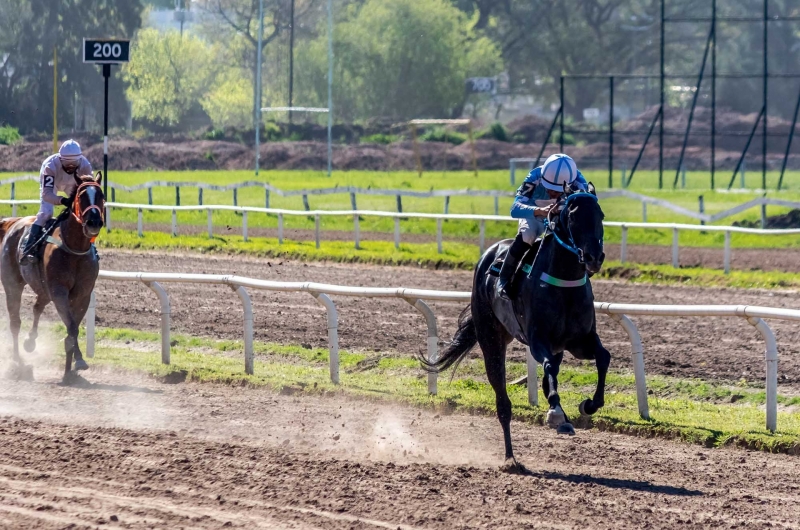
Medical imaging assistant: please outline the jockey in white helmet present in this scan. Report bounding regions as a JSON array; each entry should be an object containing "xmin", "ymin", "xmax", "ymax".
[
  {"xmin": 20, "ymin": 140, "xmax": 93, "ymax": 264},
  {"xmin": 496, "ymin": 153, "xmax": 588, "ymax": 300}
]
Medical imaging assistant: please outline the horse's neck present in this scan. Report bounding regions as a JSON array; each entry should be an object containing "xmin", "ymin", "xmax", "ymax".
[
  {"xmin": 60, "ymin": 215, "xmax": 92, "ymax": 253},
  {"xmin": 540, "ymin": 228, "xmax": 586, "ymax": 281}
]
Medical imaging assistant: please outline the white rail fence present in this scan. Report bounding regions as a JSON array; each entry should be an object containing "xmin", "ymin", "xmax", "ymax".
[
  {"xmin": 3, "ymin": 174, "xmax": 799, "ymax": 224},
  {"xmin": 86, "ymin": 271, "xmax": 800, "ymax": 432},
  {"xmin": 3, "ymin": 200, "xmax": 800, "ymax": 274}
]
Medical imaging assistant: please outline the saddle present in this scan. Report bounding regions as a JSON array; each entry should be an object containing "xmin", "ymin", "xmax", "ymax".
[
  {"xmin": 18, "ymin": 219, "xmax": 59, "ymax": 262},
  {"xmin": 488, "ymin": 234, "xmax": 546, "ymax": 284}
]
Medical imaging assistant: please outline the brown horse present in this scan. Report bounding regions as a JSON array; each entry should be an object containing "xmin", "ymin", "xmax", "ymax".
[{"xmin": 0, "ymin": 172, "xmax": 105, "ymax": 381}]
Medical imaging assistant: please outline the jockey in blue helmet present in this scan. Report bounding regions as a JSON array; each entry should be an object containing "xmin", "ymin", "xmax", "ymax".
[{"xmin": 496, "ymin": 153, "xmax": 588, "ymax": 300}]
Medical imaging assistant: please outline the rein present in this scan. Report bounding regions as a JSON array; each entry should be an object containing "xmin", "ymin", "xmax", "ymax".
[{"xmin": 524, "ymin": 191, "xmax": 600, "ymax": 288}]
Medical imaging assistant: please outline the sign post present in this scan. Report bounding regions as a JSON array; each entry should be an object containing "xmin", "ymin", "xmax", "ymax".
[{"xmin": 83, "ymin": 38, "xmax": 130, "ymax": 199}]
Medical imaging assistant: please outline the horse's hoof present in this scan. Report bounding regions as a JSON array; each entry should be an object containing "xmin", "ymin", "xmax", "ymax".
[
  {"xmin": 73, "ymin": 359, "xmax": 89, "ymax": 371},
  {"xmin": 579, "ymin": 399, "xmax": 595, "ymax": 417},
  {"xmin": 557, "ymin": 423, "xmax": 576, "ymax": 436},
  {"xmin": 546, "ymin": 408, "xmax": 566, "ymax": 429},
  {"xmin": 500, "ymin": 458, "xmax": 526, "ymax": 474},
  {"xmin": 23, "ymin": 338, "xmax": 36, "ymax": 353}
]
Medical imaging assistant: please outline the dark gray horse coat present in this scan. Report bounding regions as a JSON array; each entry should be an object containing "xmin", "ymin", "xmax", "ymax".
[{"xmin": 421, "ymin": 184, "xmax": 609, "ymax": 470}]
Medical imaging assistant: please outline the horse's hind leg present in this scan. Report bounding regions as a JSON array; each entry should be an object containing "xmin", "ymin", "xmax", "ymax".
[
  {"xmin": 474, "ymin": 311, "xmax": 518, "ymax": 468},
  {"xmin": 2, "ymin": 277, "xmax": 24, "ymax": 365},
  {"xmin": 23, "ymin": 296, "xmax": 47, "ymax": 353}
]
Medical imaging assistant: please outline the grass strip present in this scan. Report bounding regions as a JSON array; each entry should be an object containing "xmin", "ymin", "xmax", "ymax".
[
  {"xmin": 70, "ymin": 326, "xmax": 800, "ymax": 455},
  {"xmin": 98, "ymin": 229, "xmax": 800, "ymax": 290}
]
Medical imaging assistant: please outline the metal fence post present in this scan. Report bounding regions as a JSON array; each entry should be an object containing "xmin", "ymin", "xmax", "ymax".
[
  {"xmin": 311, "ymin": 292, "xmax": 339, "ymax": 384},
  {"xmin": 672, "ymin": 228, "xmax": 679, "ymax": 268},
  {"xmin": 278, "ymin": 213, "xmax": 284, "ymax": 244},
  {"xmin": 642, "ymin": 202, "xmax": 647, "ymax": 222},
  {"xmin": 494, "ymin": 195, "xmax": 499, "ymax": 216},
  {"xmin": 394, "ymin": 216, "xmax": 400, "ymax": 249},
  {"xmin": 406, "ymin": 299, "xmax": 438, "ymax": 395},
  {"xmin": 747, "ymin": 316, "xmax": 778, "ymax": 432},
  {"xmin": 175, "ymin": 186, "xmax": 180, "ymax": 206},
  {"xmin": 207, "ymin": 209, "xmax": 213, "ymax": 238},
  {"xmin": 265, "ymin": 189, "xmax": 270, "ymax": 209},
  {"xmin": 436, "ymin": 218, "xmax": 443, "ymax": 254},
  {"xmin": 144, "ymin": 281, "xmax": 171, "ymax": 365},
  {"xmin": 199, "ymin": 188, "xmax": 203, "ymax": 206},
  {"xmin": 609, "ymin": 312, "xmax": 649, "ymax": 419},
  {"xmin": 353, "ymin": 214, "xmax": 360, "ymax": 249},
  {"xmin": 620, "ymin": 225, "xmax": 628, "ymax": 263},
  {"xmin": 242, "ymin": 211, "xmax": 248, "ymax": 242},
  {"xmin": 232, "ymin": 284, "xmax": 254, "ymax": 375},
  {"xmin": 315, "ymin": 214, "xmax": 320, "ymax": 249},
  {"xmin": 171, "ymin": 209, "xmax": 177, "ymax": 237},
  {"xmin": 137, "ymin": 208, "xmax": 143, "ymax": 238},
  {"xmin": 479, "ymin": 220, "xmax": 486, "ymax": 254},
  {"xmin": 443, "ymin": 196, "xmax": 450, "ymax": 214},
  {"xmin": 724, "ymin": 230, "xmax": 731, "ymax": 274},
  {"xmin": 510, "ymin": 159, "xmax": 516, "ymax": 185},
  {"xmin": 350, "ymin": 192, "xmax": 357, "ymax": 210}
]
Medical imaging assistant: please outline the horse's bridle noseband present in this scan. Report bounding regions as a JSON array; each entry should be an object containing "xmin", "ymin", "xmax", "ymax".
[{"xmin": 71, "ymin": 181, "xmax": 105, "ymax": 226}]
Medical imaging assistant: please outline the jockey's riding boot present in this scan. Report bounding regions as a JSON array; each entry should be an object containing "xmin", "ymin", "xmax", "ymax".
[
  {"xmin": 19, "ymin": 224, "xmax": 44, "ymax": 265},
  {"xmin": 497, "ymin": 234, "xmax": 531, "ymax": 301}
]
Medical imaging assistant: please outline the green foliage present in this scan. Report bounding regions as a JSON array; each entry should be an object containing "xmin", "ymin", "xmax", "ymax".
[
  {"xmin": 360, "ymin": 133, "xmax": 399, "ymax": 145},
  {"xmin": 201, "ymin": 70, "xmax": 253, "ymax": 129},
  {"xmin": 0, "ymin": 125, "xmax": 21, "ymax": 145},
  {"xmin": 476, "ymin": 122, "xmax": 508, "ymax": 142},
  {"xmin": 296, "ymin": 0, "xmax": 503, "ymax": 121},
  {"xmin": 420, "ymin": 128, "xmax": 467, "ymax": 145},
  {"xmin": 263, "ymin": 122, "xmax": 282, "ymax": 141},
  {"xmin": 123, "ymin": 29, "xmax": 215, "ymax": 126}
]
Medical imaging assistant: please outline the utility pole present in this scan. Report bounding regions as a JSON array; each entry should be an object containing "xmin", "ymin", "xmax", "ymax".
[
  {"xmin": 288, "ymin": 0, "xmax": 295, "ymax": 123},
  {"xmin": 255, "ymin": 0, "xmax": 264, "ymax": 175}
]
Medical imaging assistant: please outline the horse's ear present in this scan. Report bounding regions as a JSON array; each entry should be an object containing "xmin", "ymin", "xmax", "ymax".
[
  {"xmin": 73, "ymin": 173, "xmax": 83, "ymax": 187},
  {"xmin": 587, "ymin": 182, "xmax": 596, "ymax": 196},
  {"xmin": 95, "ymin": 171, "xmax": 103, "ymax": 186}
]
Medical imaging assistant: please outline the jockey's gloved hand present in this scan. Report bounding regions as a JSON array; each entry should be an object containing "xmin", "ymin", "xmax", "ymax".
[{"xmin": 60, "ymin": 196, "xmax": 72, "ymax": 208}]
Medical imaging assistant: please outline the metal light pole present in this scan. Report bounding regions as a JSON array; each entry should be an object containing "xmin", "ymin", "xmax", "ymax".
[
  {"xmin": 288, "ymin": 0, "xmax": 295, "ymax": 123},
  {"xmin": 255, "ymin": 0, "xmax": 264, "ymax": 175},
  {"xmin": 326, "ymin": 0, "xmax": 333, "ymax": 177}
]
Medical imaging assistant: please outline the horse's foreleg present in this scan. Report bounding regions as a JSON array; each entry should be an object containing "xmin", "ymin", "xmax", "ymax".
[
  {"xmin": 23, "ymin": 296, "xmax": 48, "ymax": 353},
  {"xmin": 51, "ymin": 287, "xmax": 80, "ymax": 377},
  {"xmin": 580, "ymin": 335, "xmax": 610, "ymax": 416},
  {"xmin": 532, "ymin": 343, "xmax": 573, "ymax": 434},
  {"xmin": 68, "ymin": 294, "xmax": 92, "ymax": 370}
]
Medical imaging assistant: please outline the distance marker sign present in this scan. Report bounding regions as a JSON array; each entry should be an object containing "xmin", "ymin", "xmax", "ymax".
[{"xmin": 83, "ymin": 39, "xmax": 130, "ymax": 64}]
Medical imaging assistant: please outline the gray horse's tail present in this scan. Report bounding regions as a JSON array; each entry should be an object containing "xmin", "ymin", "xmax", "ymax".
[{"xmin": 418, "ymin": 305, "xmax": 477, "ymax": 373}]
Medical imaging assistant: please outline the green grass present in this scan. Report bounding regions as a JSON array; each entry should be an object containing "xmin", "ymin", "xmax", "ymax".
[
  {"xmin": 71, "ymin": 325, "xmax": 800, "ymax": 454},
  {"xmin": 5, "ymin": 169, "xmax": 800, "ymax": 249},
  {"xmin": 96, "ymin": 229, "xmax": 800, "ymax": 290}
]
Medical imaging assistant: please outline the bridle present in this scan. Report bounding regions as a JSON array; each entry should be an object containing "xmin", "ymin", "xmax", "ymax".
[
  {"xmin": 71, "ymin": 181, "xmax": 105, "ymax": 227},
  {"xmin": 544, "ymin": 192, "xmax": 601, "ymax": 265}
]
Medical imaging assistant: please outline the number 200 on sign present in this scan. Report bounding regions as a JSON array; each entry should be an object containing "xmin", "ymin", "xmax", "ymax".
[{"xmin": 83, "ymin": 39, "xmax": 130, "ymax": 63}]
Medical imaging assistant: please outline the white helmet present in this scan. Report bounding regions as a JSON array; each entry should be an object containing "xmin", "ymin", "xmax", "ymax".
[
  {"xmin": 540, "ymin": 154, "xmax": 578, "ymax": 192},
  {"xmin": 58, "ymin": 140, "xmax": 82, "ymax": 165}
]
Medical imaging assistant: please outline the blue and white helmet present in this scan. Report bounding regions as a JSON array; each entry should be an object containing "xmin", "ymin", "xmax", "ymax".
[{"xmin": 540, "ymin": 154, "xmax": 578, "ymax": 192}]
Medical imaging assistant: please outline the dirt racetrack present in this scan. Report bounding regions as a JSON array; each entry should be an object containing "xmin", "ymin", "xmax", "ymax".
[
  {"xmin": 4, "ymin": 249, "xmax": 800, "ymax": 387},
  {"xmin": 1, "ymin": 365, "xmax": 800, "ymax": 529}
]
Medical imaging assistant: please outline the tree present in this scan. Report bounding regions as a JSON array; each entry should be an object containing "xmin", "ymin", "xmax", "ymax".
[
  {"xmin": 296, "ymin": 0, "xmax": 503, "ymax": 121},
  {"xmin": 123, "ymin": 29, "xmax": 215, "ymax": 126},
  {"xmin": 201, "ymin": 70, "xmax": 253, "ymax": 128},
  {"xmin": 195, "ymin": 0, "xmax": 317, "ymax": 128},
  {"xmin": 0, "ymin": 0, "xmax": 144, "ymax": 133}
]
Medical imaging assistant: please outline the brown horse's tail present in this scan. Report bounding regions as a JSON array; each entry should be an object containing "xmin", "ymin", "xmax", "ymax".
[{"xmin": 0, "ymin": 217, "xmax": 21, "ymax": 242}]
